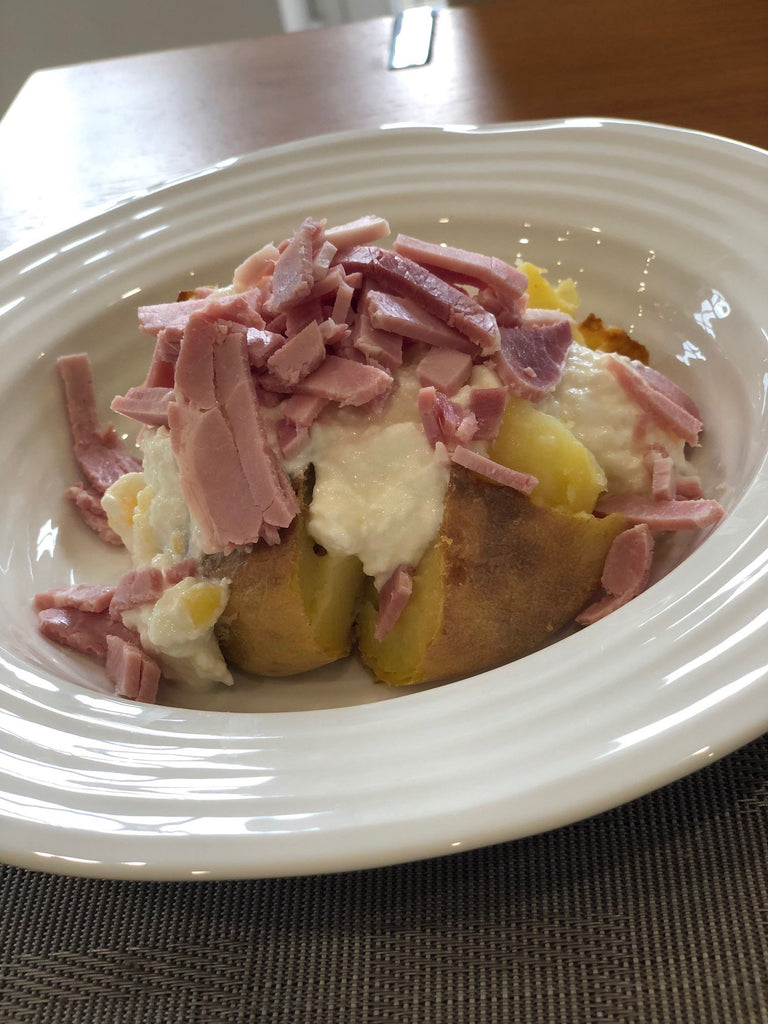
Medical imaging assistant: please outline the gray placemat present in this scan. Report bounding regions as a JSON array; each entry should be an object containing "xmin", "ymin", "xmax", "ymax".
[{"xmin": 1, "ymin": 733, "xmax": 767, "ymax": 1024}]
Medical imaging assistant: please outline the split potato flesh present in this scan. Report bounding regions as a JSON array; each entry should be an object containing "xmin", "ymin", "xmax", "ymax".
[
  {"xmin": 204, "ymin": 482, "xmax": 364, "ymax": 676},
  {"xmin": 356, "ymin": 467, "xmax": 625, "ymax": 687}
]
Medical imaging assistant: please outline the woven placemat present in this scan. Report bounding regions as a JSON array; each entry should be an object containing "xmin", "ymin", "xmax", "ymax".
[{"xmin": 1, "ymin": 733, "xmax": 767, "ymax": 1024}]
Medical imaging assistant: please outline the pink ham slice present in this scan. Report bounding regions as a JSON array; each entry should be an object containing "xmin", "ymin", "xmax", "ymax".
[
  {"xmin": 246, "ymin": 328, "xmax": 285, "ymax": 369},
  {"xmin": 416, "ymin": 348, "xmax": 473, "ymax": 396},
  {"xmin": 279, "ymin": 392, "xmax": 329, "ymax": 428},
  {"xmin": 576, "ymin": 524, "xmax": 654, "ymax": 625},
  {"xmin": 291, "ymin": 354, "xmax": 393, "ymax": 407},
  {"xmin": 324, "ymin": 215, "xmax": 390, "ymax": 249},
  {"xmin": 647, "ymin": 451, "xmax": 677, "ymax": 501},
  {"xmin": 35, "ymin": 583, "xmax": 116, "ymax": 614},
  {"xmin": 139, "ymin": 296, "xmax": 210, "ymax": 335},
  {"xmin": 268, "ymin": 217, "xmax": 322, "ymax": 313},
  {"xmin": 164, "ymin": 558, "xmax": 198, "ymax": 585},
  {"xmin": 138, "ymin": 290, "xmax": 265, "ymax": 336},
  {"xmin": 365, "ymin": 290, "xmax": 475, "ymax": 354},
  {"xmin": 350, "ymin": 312, "xmax": 403, "ymax": 371},
  {"xmin": 266, "ymin": 320, "xmax": 326, "ymax": 387},
  {"xmin": 57, "ymin": 355, "xmax": 140, "ymax": 546},
  {"xmin": 145, "ymin": 328, "xmax": 182, "ymax": 387},
  {"xmin": 393, "ymin": 233, "xmax": 528, "ymax": 306},
  {"xmin": 468, "ymin": 388, "xmax": 507, "ymax": 441},
  {"xmin": 106, "ymin": 635, "xmax": 161, "ymax": 703},
  {"xmin": 340, "ymin": 247, "xmax": 500, "ymax": 355},
  {"xmin": 63, "ymin": 483, "xmax": 123, "ymax": 546},
  {"xmin": 418, "ymin": 387, "xmax": 463, "ymax": 449},
  {"xmin": 232, "ymin": 242, "xmax": 280, "ymax": 292},
  {"xmin": 109, "ymin": 567, "xmax": 167, "ymax": 615},
  {"xmin": 595, "ymin": 493, "xmax": 725, "ymax": 530},
  {"xmin": 375, "ymin": 564, "xmax": 414, "ymax": 639},
  {"xmin": 492, "ymin": 321, "xmax": 573, "ymax": 402},
  {"xmin": 607, "ymin": 357, "xmax": 703, "ymax": 446},
  {"xmin": 111, "ymin": 386, "xmax": 173, "ymax": 428},
  {"xmin": 37, "ymin": 606, "xmax": 138, "ymax": 662},
  {"xmin": 676, "ymin": 475, "xmax": 704, "ymax": 499},
  {"xmin": 170, "ymin": 313, "xmax": 298, "ymax": 553},
  {"xmin": 450, "ymin": 446, "xmax": 538, "ymax": 494}
]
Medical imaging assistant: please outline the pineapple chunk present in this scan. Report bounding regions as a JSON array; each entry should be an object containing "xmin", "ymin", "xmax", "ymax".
[{"xmin": 489, "ymin": 396, "xmax": 606, "ymax": 514}]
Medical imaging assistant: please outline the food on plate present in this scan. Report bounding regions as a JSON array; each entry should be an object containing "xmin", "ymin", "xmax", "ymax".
[{"xmin": 36, "ymin": 214, "xmax": 725, "ymax": 704}]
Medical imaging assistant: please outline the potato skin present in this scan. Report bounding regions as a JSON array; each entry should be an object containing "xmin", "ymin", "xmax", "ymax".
[
  {"xmin": 357, "ymin": 468, "xmax": 626, "ymax": 686},
  {"xmin": 204, "ymin": 507, "xmax": 363, "ymax": 677}
]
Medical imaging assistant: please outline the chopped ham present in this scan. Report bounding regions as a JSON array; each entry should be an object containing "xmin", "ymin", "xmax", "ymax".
[
  {"xmin": 331, "ymin": 276, "xmax": 356, "ymax": 324},
  {"xmin": 607, "ymin": 357, "xmax": 703, "ymax": 446},
  {"xmin": 111, "ymin": 386, "xmax": 173, "ymax": 428},
  {"xmin": 340, "ymin": 247, "xmax": 500, "ymax": 355},
  {"xmin": 416, "ymin": 348, "xmax": 473, "ymax": 396},
  {"xmin": 57, "ymin": 354, "xmax": 142, "ymax": 494},
  {"xmin": 106, "ymin": 635, "xmax": 161, "ymax": 703},
  {"xmin": 324, "ymin": 215, "xmax": 390, "ymax": 249},
  {"xmin": 170, "ymin": 313, "xmax": 298, "ymax": 552},
  {"xmin": 268, "ymin": 217, "xmax": 322, "ymax": 313},
  {"xmin": 418, "ymin": 386, "xmax": 463, "ymax": 449},
  {"xmin": 634, "ymin": 362, "xmax": 702, "ymax": 420},
  {"xmin": 450, "ymin": 446, "xmax": 538, "ymax": 493},
  {"xmin": 64, "ymin": 483, "xmax": 124, "ymax": 545},
  {"xmin": 312, "ymin": 240, "xmax": 338, "ymax": 280},
  {"xmin": 37, "ymin": 606, "xmax": 138, "ymax": 662},
  {"xmin": 138, "ymin": 296, "xmax": 210, "ymax": 335},
  {"xmin": 276, "ymin": 419, "xmax": 310, "ymax": 459},
  {"xmin": 232, "ymin": 242, "xmax": 280, "ymax": 292},
  {"xmin": 676, "ymin": 474, "xmax": 704, "ymax": 500},
  {"xmin": 163, "ymin": 558, "xmax": 198, "ymax": 585},
  {"xmin": 319, "ymin": 318, "xmax": 352, "ymax": 347},
  {"xmin": 350, "ymin": 312, "xmax": 403, "ymax": 371},
  {"xmin": 375, "ymin": 565, "xmax": 414, "ymax": 639},
  {"xmin": 35, "ymin": 583, "xmax": 116, "ymax": 614},
  {"xmin": 145, "ymin": 329, "xmax": 181, "ymax": 387},
  {"xmin": 576, "ymin": 524, "xmax": 655, "ymax": 625},
  {"xmin": 139, "ymin": 290, "xmax": 265, "ymax": 336},
  {"xmin": 293, "ymin": 355, "xmax": 393, "ymax": 407},
  {"xmin": 266, "ymin": 320, "xmax": 326, "ymax": 387},
  {"xmin": 246, "ymin": 328, "xmax": 285, "ymax": 369},
  {"xmin": 366, "ymin": 290, "xmax": 475, "ymax": 353},
  {"xmin": 393, "ymin": 233, "xmax": 527, "ymax": 306},
  {"xmin": 109, "ymin": 567, "xmax": 166, "ymax": 615},
  {"xmin": 595, "ymin": 494, "xmax": 725, "ymax": 530},
  {"xmin": 279, "ymin": 392, "xmax": 328, "ymax": 428},
  {"xmin": 455, "ymin": 411, "xmax": 479, "ymax": 445},
  {"xmin": 492, "ymin": 321, "xmax": 573, "ymax": 402},
  {"xmin": 468, "ymin": 388, "xmax": 507, "ymax": 441},
  {"xmin": 647, "ymin": 451, "xmax": 677, "ymax": 501},
  {"xmin": 201, "ymin": 290, "xmax": 266, "ymax": 330}
]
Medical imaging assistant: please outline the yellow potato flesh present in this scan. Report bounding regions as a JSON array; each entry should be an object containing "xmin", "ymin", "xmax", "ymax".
[
  {"xmin": 205, "ymin": 503, "xmax": 363, "ymax": 677},
  {"xmin": 489, "ymin": 396, "xmax": 606, "ymax": 514}
]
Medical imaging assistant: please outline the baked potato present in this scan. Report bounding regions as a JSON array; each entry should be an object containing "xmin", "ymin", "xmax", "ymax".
[
  {"xmin": 355, "ymin": 467, "xmax": 625, "ymax": 686},
  {"xmin": 204, "ymin": 475, "xmax": 364, "ymax": 676}
]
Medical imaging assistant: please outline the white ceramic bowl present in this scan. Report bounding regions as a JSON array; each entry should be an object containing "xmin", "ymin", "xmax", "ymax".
[{"xmin": 0, "ymin": 119, "xmax": 766, "ymax": 879}]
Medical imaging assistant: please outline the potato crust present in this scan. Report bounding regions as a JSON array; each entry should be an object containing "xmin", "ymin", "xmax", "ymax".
[{"xmin": 357, "ymin": 468, "xmax": 626, "ymax": 686}]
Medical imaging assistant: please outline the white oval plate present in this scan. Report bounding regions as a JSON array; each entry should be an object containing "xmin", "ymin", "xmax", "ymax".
[{"xmin": 1, "ymin": 119, "xmax": 767, "ymax": 880}]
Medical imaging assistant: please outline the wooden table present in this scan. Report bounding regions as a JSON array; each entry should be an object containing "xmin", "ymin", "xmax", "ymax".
[{"xmin": 0, "ymin": 0, "xmax": 766, "ymax": 256}]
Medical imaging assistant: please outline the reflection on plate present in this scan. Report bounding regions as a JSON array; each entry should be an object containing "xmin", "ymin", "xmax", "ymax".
[{"xmin": 0, "ymin": 119, "xmax": 767, "ymax": 880}]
